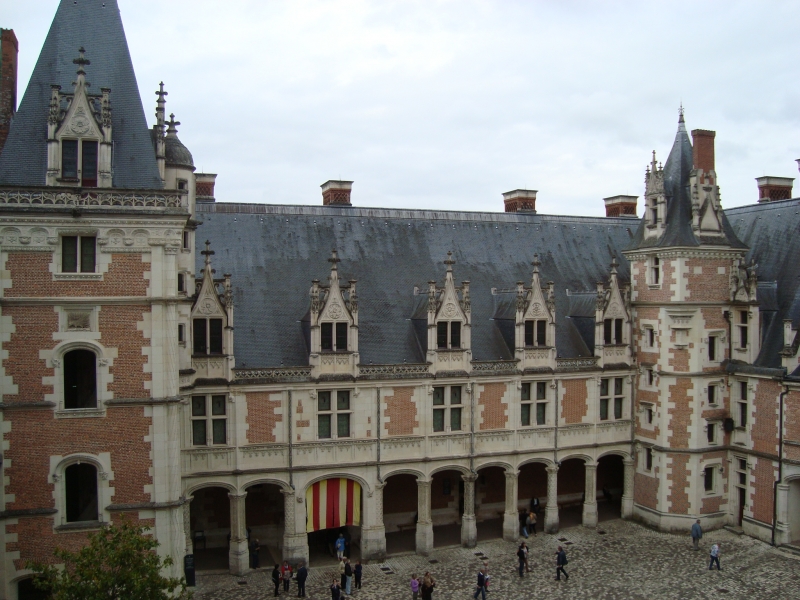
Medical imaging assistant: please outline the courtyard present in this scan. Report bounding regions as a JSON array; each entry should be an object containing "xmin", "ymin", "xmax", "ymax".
[{"xmin": 192, "ymin": 518, "xmax": 800, "ymax": 599}]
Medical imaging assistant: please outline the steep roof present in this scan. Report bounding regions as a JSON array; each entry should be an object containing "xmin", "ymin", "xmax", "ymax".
[
  {"xmin": 0, "ymin": 0, "xmax": 161, "ymax": 189},
  {"xmin": 195, "ymin": 203, "xmax": 636, "ymax": 368}
]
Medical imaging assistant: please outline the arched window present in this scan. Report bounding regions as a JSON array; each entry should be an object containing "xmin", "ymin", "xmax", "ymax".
[
  {"xmin": 17, "ymin": 577, "xmax": 48, "ymax": 600},
  {"xmin": 63, "ymin": 349, "xmax": 97, "ymax": 409},
  {"xmin": 65, "ymin": 463, "xmax": 98, "ymax": 523}
]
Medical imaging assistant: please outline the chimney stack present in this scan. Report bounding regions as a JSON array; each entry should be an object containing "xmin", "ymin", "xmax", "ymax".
[
  {"xmin": 755, "ymin": 176, "xmax": 793, "ymax": 203},
  {"xmin": 321, "ymin": 180, "xmax": 353, "ymax": 206},
  {"xmin": 691, "ymin": 129, "xmax": 716, "ymax": 173},
  {"xmin": 195, "ymin": 173, "xmax": 217, "ymax": 203},
  {"xmin": 603, "ymin": 195, "xmax": 638, "ymax": 217},
  {"xmin": 503, "ymin": 189, "xmax": 537, "ymax": 213},
  {"xmin": 0, "ymin": 29, "xmax": 19, "ymax": 156}
]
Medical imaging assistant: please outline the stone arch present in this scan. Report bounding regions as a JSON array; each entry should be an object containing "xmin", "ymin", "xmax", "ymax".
[
  {"xmin": 558, "ymin": 453, "xmax": 594, "ymax": 466},
  {"xmin": 241, "ymin": 476, "xmax": 291, "ymax": 493},
  {"xmin": 474, "ymin": 459, "xmax": 514, "ymax": 473},
  {"xmin": 302, "ymin": 472, "xmax": 371, "ymax": 496},
  {"xmin": 518, "ymin": 456, "xmax": 556, "ymax": 469},
  {"xmin": 185, "ymin": 480, "xmax": 237, "ymax": 497},
  {"xmin": 382, "ymin": 467, "xmax": 425, "ymax": 481},
  {"xmin": 429, "ymin": 464, "xmax": 471, "ymax": 478},
  {"xmin": 51, "ymin": 453, "xmax": 109, "ymax": 526},
  {"xmin": 597, "ymin": 449, "xmax": 630, "ymax": 461}
]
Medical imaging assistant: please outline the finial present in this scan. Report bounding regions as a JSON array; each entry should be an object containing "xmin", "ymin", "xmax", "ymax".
[
  {"xmin": 532, "ymin": 253, "xmax": 541, "ymax": 272},
  {"xmin": 610, "ymin": 256, "xmax": 618, "ymax": 274},
  {"xmin": 444, "ymin": 251, "xmax": 456, "ymax": 271},
  {"xmin": 678, "ymin": 102, "xmax": 685, "ymax": 123},
  {"xmin": 201, "ymin": 240, "xmax": 215, "ymax": 266},
  {"xmin": 156, "ymin": 82, "xmax": 168, "ymax": 103},
  {"xmin": 73, "ymin": 46, "xmax": 90, "ymax": 75},
  {"xmin": 166, "ymin": 113, "xmax": 180, "ymax": 135},
  {"xmin": 328, "ymin": 249, "xmax": 340, "ymax": 269}
]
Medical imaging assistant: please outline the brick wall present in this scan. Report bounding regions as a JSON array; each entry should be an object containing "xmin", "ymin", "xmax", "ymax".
[
  {"xmin": 632, "ymin": 258, "xmax": 676, "ymax": 303},
  {"xmin": 666, "ymin": 379, "xmax": 693, "ymax": 447},
  {"xmin": 667, "ymin": 454, "xmax": 690, "ymax": 514},
  {"xmin": 478, "ymin": 382, "xmax": 508, "ymax": 430},
  {"xmin": 700, "ymin": 450, "xmax": 728, "ymax": 514},
  {"xmin": 517, "ymin": 462, "xmax": 548, "ymax": 502},
  {"xmin": 384, "ymin": 474, "xmax": 417, "ymax": 514},
  {"xmin": 477, "ymin": 467, "xmax": 505, "ymax": 504},
  {"xmin": 99, "ymin": 305, "xmax": 151, "ymax": 399},
  {"xmin": 1, "ymin": 306, "xmax": 57, "ymax": 403},
  {"xmin": 383, "ymin": 387, "xmax": 417, "ymax": 436},
  {"xmin": 557, "ymin": 459, "xmax": 585, "ymax": 497},
  {"xmin": 245, "ymin": 392, "xmax": 283, "ymax": 443},
  {"xmin": 634, "ymin": 470, "xmax": 659, "ymax": 510},
  {"xmin": 785, "ymin": 389, "xmax": 800, "ymax": 461},
  {"xmin": 752, "ymin": 379, "xmax": 781, "ymax": 455},
  {"xmin": 685, "ymin": 258, "xmax": 730, "ymax": 302},
  {"xmin": 431, "ymin": 472, "xmax": 458, "ymax": 510},
  {"xmin": 561, "ymin": 379, "xmax": 588, "ymax": 424},
  {"xmin": 751, "ymin": 458, "xmax": 776, "ymax": 524}
]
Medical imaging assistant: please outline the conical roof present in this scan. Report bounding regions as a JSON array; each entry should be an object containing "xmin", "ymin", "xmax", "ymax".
[{"xmin": 0, "ymin": 0, "xmax": 162, "ymax": 189}]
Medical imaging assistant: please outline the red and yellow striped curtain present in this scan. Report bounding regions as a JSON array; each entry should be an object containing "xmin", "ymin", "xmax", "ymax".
[{"xmin": 305, "ymin": 478, "xmax": 361, "ymax": 533}]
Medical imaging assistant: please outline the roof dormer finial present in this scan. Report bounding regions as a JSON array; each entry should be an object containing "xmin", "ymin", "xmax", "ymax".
[
  {"xmin": 73, "ymin": 46, "xmax": 90, "ymax": 76},
  {"xmin": 201, "ymin": 240, "xmax": 215, "ymax": 266},
  {"xmin": 444, "ymin": 251, "xmax": 456, "ymax": 272},
  {"xmin": 328, "ymin": 249, "xmax": 340, "ymax": 270}
]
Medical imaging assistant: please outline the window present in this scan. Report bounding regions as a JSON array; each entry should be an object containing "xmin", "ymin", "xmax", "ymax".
[
  {"xmin": 736, "ymin": 458, "xmax": 748, "ymax": 487},
  {"xmin": 646, "ymin": 406, "xmax": 654, "ymax": 424},
  {"xmin": 650, "ymin": 205, "xmax": 659, "ymax": 224},
  {"xmin": 708, "ymin": 384, "xmax": 717, "ymax": 406},
  {"xmin": 191, "ymin": 395, "xmax": 227, "ymax": 445},
  {"xmin": 645, "ymin": 447, "xmax": 653, "ymax": 471},
  {"xmin": 708, "ymin": 335, "xmax": 717, "ymax": 361},
  {"xmin": 321, "ymin": 322, "xmax": 348, "ymax": 351},
  {"xmin": 603, "ymin": 318, "xmax": 624, "ymax": 344},
  {"xmin": 81, "ymin": 140, "xmax": 98, "ymax": 187},
  {"xmin": 651, "ymin": 257, "xmax": 661, "ymax": 285},
  {"xmin": 183, "ymin": 230, "xmax": 190, "ymax": 249},
  {"xmin": 437, "ymin": 321, "xmax": 461, "ymax": 349},
  {"xmin": 177, "ymin": 179, "xmax": 187, "ymax": 191},
  {"xmin": 178, "ymin": 323, "xmax": 185, "ymax": 344},
  {"xmin": 600, "ymin": 377, "xmax": 624, "ymax": 420},
  {"xmin": 738, "ymin": 382, "xmax": 748, "ymax": 428},
  {"xmin": 62, "ymin": 235, "xmax": 96, "ymax": 273},
  {"xmin": 432, "ymin": 385, "xmax": 462, "ymax": 432},
  {"xmin": 646, "ymin": 327, "xmax": 655, "ymax": 348},
  {"xmin": 317, "ymin": 390, "xmax": 351, "ymax": 439},
  {"xmin": 707, "ymin": 422, "xmax": 716, "ymax": 444},
  {"xmin": 524, "ymin": 320, "xmax": 547, "ymax": 347},
  {"xmin": 193, "ymin": 318, "xmax": 223, "ymax": 354},
  {"xmin": 178, "ymin": 273, "xmax": 185, "ymax": 293},
  {"xmin": 62, "ymin": 139, "xmax": 78, "ymax": 180},
  {"xmin": 61, "ymin": 139, "xmax": 98, "ymax": 186},
  {"xmin": 65, "ymin": 462, "xmax": 98, "ymax": 522},
  {"xmin": 520, "ymin": 381, "xmax": 547, "ymax": 426},
  {"xmin": 646, "ymin": 368, "xmax": 654, "ymax": 386},
  {"xmin": 739, "ymin": 311, "xmax": 749, "ymax": 348},
  {"xmin": 64, "ymin": 349, "xmax": 97, "ymax": 409},
  {"xmin": 704, "ymin": 466, "xmax": 715, "ymax": 493}
]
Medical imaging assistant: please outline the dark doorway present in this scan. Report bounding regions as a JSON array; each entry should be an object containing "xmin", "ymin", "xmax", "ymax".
[
  {"xmin": 557, "ymin": 458, "xmax": 585, "ymax": 528},
  {"xmin": 383, "ymin": 474, "xmax": 418, "ymax": 556},
  {"xmin": 18, "ymin": 578, "xmax": 48, "ymax": 600},
  {"xmin": 65, "ymin": 463, "xmax": 98, "ymax": 522},
  {"xmin": 737, "ymin": 487, "xmax": 746, "ymax": 526},
  {"xmin": 190, "ymin": 487, "xmax": 231, "ymax": 571},
  {"xmin": 597, "ymin": 454, "xmax": 625, "ymax": 522},
  {"xmin": 475, "ymin": 466, "xmax": 505, "ymax": 541},
  {"xmin": 431, "ymin": 470, "xmax": 463, "ymax": 548},
  {"xmin": 64, "ymin": 349, "xmax": 97, "ymax": 409},
  {"xmin": 244, "ymin": 483, "xmax": 284, "ymax": 568}
]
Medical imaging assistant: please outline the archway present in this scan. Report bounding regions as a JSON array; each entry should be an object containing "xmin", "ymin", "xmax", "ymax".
[
  {"xmin": 244, "ymin": 482, "xmax": 285, "ymax": 569},
  {"xmin": 597, "ymin": 454, "xmax": 625, "ymax": 522},
  {"xmin": 557, "ymin": 458, "xmax": 585, "ymax": 528},
  {"xmin": 789, "ymin": 478, "xmax": 800, "ymax": 544},
  {"xmin": 475, "ymin": 466, "xmax": 505, "ymax": 541},
  {"xmin": 17, "ymin": 578, "xmax": 48, "ymax": 600},
  {"xmin": 518, "ymin": 462, "xmax": 548, "ymax": 536},
  {"xmin": 305, "ymin": 477, "xmax": 363, "ymax": 566},
  {"xmin": 383, "ymin": 473, "xmax": 419, "ymax": 555},
  {"xmin": 189, "ymin": 487, "xmax": 231, "ymax": 571},
  {"xmin": 431, "ymin": 469, "xmax": 465, "ymax": 548}
]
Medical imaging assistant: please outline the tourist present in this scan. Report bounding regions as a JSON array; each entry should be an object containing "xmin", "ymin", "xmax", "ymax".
[
  {"xmin": 296, "ymin": 561, "xmax": 308, "ymax": 598},
  {"xmin": 521, "ymin": 541, "xmax": 530, "ymax": 572},
  {"xmin": 344, "ymin": 558, "xmax": 353, "ymax": 594},
  {"xmin": 529, "ymin": 510, "xmax": 537, "ymax": 536},
  {"xmin": 519, "ymin": 509, "xmax": 528, "ymax": 538},
  {"xmin": 339, "ymin": 558, "xmax": 347, "ymax": 591},
  {"xmin": 472, "ymin": 568, "xmax": 487, "ymax": 600},
  {"xmin": 410, "ymin": 574, "xmax": 420, "ymax": 600},
  {"xmin": 335, "ymin": 533, "xmax": 346, "ymax": 559},
  {"xmin": 331, "ymin": 578, "xmax": 342, "ymax": 600},
  {"xmin": 691, "ymin": 519, "xmax": 703, "ymax": 551},
  {"xmin": 421, "ymin": 572, "xmax": 435, "ymax": 600},
  {"xmin": 249, "ymin": 538, "xmax": 261, "ymax": 569},
  {"xmin": 271, "ymin": 564, "xmax": 281, "ymax": 597},
  {"xmin": 354, "ymin": 560, "xmax": 363, "ymax": 590},
  {"xmin": 709, "ymin": 542, "xmax": 721, "ymax": 570},
  {"xmin": 555, "ymin": 546, "xmax": 569, "ymax": 581},
  {"xmin": 531, "ymin": 497, "xmax": 541, "ymax": 515},
  {"xmin": 516, "ymin": 543, "xmax": 526, "ymax": 577},
  {"xmin": 281, "ymin": 561, "xmax": 293, "ymax": 593}
]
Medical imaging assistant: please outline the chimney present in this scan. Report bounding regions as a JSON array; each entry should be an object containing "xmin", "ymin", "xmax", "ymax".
[
  {"xmin": 502, "ymin": 189, "xmax": 537, "ymax": 213},
  {"xmin": 755, "ymin": 176, "xmax": 794, "ymax": 203},
  {"xmin": 321, "ymin": 180, "xmax": 353, "ymax": 206},
  {"xmin": 195, "ymin": 173, "xmax": 217, "ymax": 203},
  {"xmin": 691, "ymin": 129, "xmax": 716, "ymax": 172},
  {"xmin": 0, "ymin": 29, "xmax": 19, "ymax": 156},
  {"xmin": 603, "ymin": 195, "xmax": 638, "ymax": 217}
]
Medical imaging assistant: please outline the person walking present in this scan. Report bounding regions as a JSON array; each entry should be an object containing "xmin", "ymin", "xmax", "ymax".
[
  {"xmin": 472, "ymin": 569, "xmax": 487, "ymax": 600},
  {"xmin": 691, "ymin": 519, "xmax": 703, "ymax": 550},
  {"xmin": 339, "ymin": 558, "xmax": 347, "ymax": 592},
  {"xmin": 335, "ymin": 533, "xmax": 346, "ymax": 560},
  {"xmin": 354, "ymin": 560, "xmax": 362, "ymax": 590},
  {"xmin": 709, "ymin": 543, "xmax": 721, "ymax": 570},
  {"xmin": 271, "ymin": 564, "xmax": 281, "ymax": 597},
  {"xmin": 344, "ymin": 558, "xmax": 353, "ymax": 595},
  {"xmin": 296, "ymin": 562, "xmax": 308, "ymax": 598},
  {"xmin": 516, "ymin": 543, "xmax": 526, "ymax": 578},
  {"xmin": 421, "ymin": 572, "xmax": 435, "ymax": 600},
  {"xmin": 519, "ymin": 509, "xmax": 528, "ymax": 538},
  {"xmin": 555, "ymin": 546, "xmax": 569, "ymax": 581},
  {"xmin": 249, "ymin": 538, "xmax": 261, "ymax": 569},
  {"xmin": 410, "ymin": 574, "xmax": 421, "ymax": 600},
  {"xmin": 529, "ymin": 510, "xmax": 537, "ymax": 536},
  {"xmin": 521, "ymin": 541, "xmax": 530, "ymax": 572},
  {"xmin": 281, "ymin": 561, "xmax": 293, "ymax": 593},
  {"xmin": 330, "ymin": 578, "xmax": 342, "ymax": 600}
]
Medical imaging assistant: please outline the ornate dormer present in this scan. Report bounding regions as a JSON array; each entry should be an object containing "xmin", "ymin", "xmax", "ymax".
[
  {"xmin": 427, "ymin": 252, "xmax": 471, "ymax": 374},
  {"xmin": 309, "ymin": 250, "xmax": 359, "ymax": 377},
  {"xmin": 515, "ymin": 254, "xmax": 556, "ymax": 369},
  {"xmin": 643, "ymin": 150, "xmax": 666, "ymax": 239},
  {"xmin": 190, "ymin": 241, "xmax": 234, "ymax": 382},
  {"xmin": 46, "ymin": 48, "xmax": 112, "ymax": 188},
  {"xmin": 595, "ymin": 258, "xmax": 631, "ymax": 367}
]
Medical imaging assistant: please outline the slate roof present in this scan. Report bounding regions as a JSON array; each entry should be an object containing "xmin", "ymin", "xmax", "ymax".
[
  {"xmin": 195, "ymin": 204, "xmax": 637, "ymax": 368},
  {"xmin": 0, "ymin": 0, "xmax": 162, "ymax": 189}
]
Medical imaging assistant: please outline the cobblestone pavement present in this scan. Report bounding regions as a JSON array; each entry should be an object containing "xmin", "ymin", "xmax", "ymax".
[{"xmin": 192, "ymin": 520, "xmax": 800, "ymax": 599}]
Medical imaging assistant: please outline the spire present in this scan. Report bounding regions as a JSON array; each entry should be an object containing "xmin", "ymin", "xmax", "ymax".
[
  {"xmin": 166, "ymin": 113, "xmax": 180, "ymax": 137},
  {"xmin": 444, "ymin": 251, "xmax": 455, "ymax": 272},
  {"xmin": 72, "ymin": 46, "xmax": 90, "ymax": 83},
  {"xmin": 677, "ymin": 103, "xmax": 686, "ymax": 130}
]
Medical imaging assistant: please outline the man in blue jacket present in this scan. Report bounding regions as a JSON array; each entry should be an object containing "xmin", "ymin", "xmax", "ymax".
[
  {"xmin": 691, "ymin": 519, "xmax": 703, "ymax": 550},
  {"xmin": 555, "ymin": 546, "xmax": 569, "ymax": 581},
  {"xmin": 473, "ymin": 569, "xmax": 487, "ymax": 600}
]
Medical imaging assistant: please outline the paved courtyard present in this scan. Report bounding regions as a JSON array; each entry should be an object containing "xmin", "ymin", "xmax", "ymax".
[{"xmin": 192, "ymin": 519, "xmax": 800, "ymax": 599}]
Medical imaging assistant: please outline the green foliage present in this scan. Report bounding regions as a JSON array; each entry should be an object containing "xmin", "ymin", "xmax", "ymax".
[{"xmin": 27, "ymin": 521, "xmax": 192, "ymax": 600}]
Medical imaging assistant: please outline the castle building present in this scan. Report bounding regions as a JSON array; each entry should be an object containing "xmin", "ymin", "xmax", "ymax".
[{"xmin": 1, "ymin": 2, "xmax": 800, "ymax": 598}]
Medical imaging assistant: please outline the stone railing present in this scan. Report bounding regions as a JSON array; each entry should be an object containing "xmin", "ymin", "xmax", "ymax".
[
  {"xmin": 0, "ymin": 186, "xmax": 187, "ymax": 210},
  {"xmin": 471, "ymin": 360, "xmax": 519, "ymax": 374},
  {"xmin": 358, "ymin": 363, "xmax": 431, "ymax": 379},
  {"xmin": 233, "ymin": 367, "xmax": 312, "ymax": 383},
  {"xmin": 555, "ymin": 357, "xmax": 599, "ymax": 371}
]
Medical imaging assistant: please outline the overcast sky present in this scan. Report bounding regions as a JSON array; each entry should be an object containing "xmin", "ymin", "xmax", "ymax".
[{"xmin": 7, "ymin": 1, "xmax": 800, "ymax": 215}]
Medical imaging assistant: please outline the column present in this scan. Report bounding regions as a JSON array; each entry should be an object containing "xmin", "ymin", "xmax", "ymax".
[
  {"xmin": 503, "ymin": 470, "xmax": 520, "ymax": 541},
  {"xmin": 582, "ymin": 464, "xmax": 598, "ymax": 528},
  {"xmin": 621, "ymin": 458, "xmax": 635, "ymax": 518},
  {"xmin": 774, "ymin": 483, "xmax": 790, "ymax": 546},
  {"xmin": 361, "ymin": 482, "xmax": 387, "ymax": 561},
  {"xmin": 415, "ymin": 479, "xmax": 434, "ymax": 555},
  {"xmin": 281, "ymin": 488, "xmax": 309, "ymax": 566},
  {"xmin": 183, "ymin": 496, "xmax": 194, "ymax": 555},
  {"xmin": 461, "ymin": 474, "xmax": 477, "ymax": 548},
  {"xmin": 228, "ymin": 492, "xmax": 249, "ymax": 575},
  {"xmin": 544, "ymin": 465, "xmax": 559, "ymax": 533}
]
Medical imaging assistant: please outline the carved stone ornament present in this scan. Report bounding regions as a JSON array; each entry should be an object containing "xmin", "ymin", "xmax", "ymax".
[
  {"xmin": 328, "ymin": 299, "xmax": 344, "ymax": 320},
  {"xmin": 530, "ymin": 302, "xmax": 543, "ymax": 315},
  {"xmin": 67, "ymin": 311, "xmax": 92, "ymax": 331},
  {"xmin": 69, "ymin": 107, "xmax": 93, "ymax": 136},
  {"xmin": 442, "ymin": 302, "xmax": 458, "ymax": 318},
  {"xmin": 197, "ymin": 297, "xmax": 217, "ymax": 315}
]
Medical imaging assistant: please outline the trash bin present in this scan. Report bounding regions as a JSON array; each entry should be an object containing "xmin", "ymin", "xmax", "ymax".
[{"xmin": 184, "ymin": 554, "xmax": 195, "ymax": 587}]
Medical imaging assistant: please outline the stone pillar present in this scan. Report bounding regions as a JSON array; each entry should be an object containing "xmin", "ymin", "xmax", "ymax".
[
  {"xmin": 544, "ymin": 465, "xmax": 559, "ymax": 534},
  {"xmin": 281, "ymin": 489, "xmax": 309, "ymax": 566},
  {"xmin": 774, "ymin": 482, "xmax": 790, "ymax": 545},
  {"xmin": 361, "ymin": 483, "xmax": 387, "ymax": 561},
  {"xmin": 415, "ymin": 479, "xmax": 434, "ymax": 555},
  {"xmin": 183, "ymin": 496, "xmax": 194, "ymax": 554},
  {"xmin": 503, "ymin": 470, "xmax": 520, "ymax": 541},
  {"xmin": 228, "ymin": 492, "xmax": 249, "ymax": 575},
  {"xmin": 582, "ymin": 464, "xmax": 598, "ymax": 528},
  {"xmin": 621, "ymin": 458, "xmax": 635, "ymax": 519},
  {"xmin": 461, "ymin": 474, "xmax": 478, "ymax": 548}
]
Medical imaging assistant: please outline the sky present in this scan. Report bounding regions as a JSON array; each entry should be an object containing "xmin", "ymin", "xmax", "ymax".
[{"xmin": 5, "ymin": 1, "xmax": 800, "ymax": 216}]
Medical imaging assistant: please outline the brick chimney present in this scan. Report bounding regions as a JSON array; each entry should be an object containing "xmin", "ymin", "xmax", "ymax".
[
  {"xmin": 321, "ymin": 180, "xmax": 353, "ymax": 206},
  {"xmin": 503, "ymin": 189, "xmax": 537, "ymax": 213},
  {"xmin": 691, "ymin": 129, "xmax": 716, "ymax": 172},
  {"xmin": 603, "ymin": 195, "xmax": 638, "ymax": 217},
  {"xmin": 756, "ymin": 176, "xmax": 794, "ymax": 203},
  {"xmin": 0, "ymin": 29, "xmax": 19, "ymax": 155},
  {"xmin": 195, "ymin": 172, "xmax": 217, "ymax": 203}
]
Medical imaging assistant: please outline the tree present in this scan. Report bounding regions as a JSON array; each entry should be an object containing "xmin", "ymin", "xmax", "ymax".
[{"xmin": 28, "ymin": 521, "xmax": 192, "ymax": 600}]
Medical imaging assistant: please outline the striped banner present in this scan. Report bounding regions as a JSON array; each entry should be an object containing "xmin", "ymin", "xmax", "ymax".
[{"xmin": 305, "ymin": 479, "xmax": 361, "ymax": 533}]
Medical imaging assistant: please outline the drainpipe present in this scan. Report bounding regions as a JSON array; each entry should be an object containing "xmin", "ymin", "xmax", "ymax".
[
  {"xmin": 771, "ymin": 383, "xmax": 788, "ymax": 546},
  {"xmin": 469, "ymin": 381, "xmax": 476, "ymax": 475},
  {"xmin": 376, "ymin": 387, "xmax": 382, "ymax": 484},
  {"xmin": 723, "ymin": 311, "xmax": 732, "ymax": 363},
  {"xmin": 553, "ymin": 379, "xmax": 560, "ymax": 466},
  {"xmin": 288, "ymin": 390, "xmax": 294, "ymax": 490}
]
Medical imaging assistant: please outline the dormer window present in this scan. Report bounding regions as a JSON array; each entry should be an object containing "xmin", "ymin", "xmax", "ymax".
[
  {"xmin": 604, "ymin": 318, "xmax": 623, "ymax": 344},
  {"xmin": 524, "ymin": 320, "xmax": 547, "ymax": 347},
  {"xmin": 437, "ymin": 321, "xmax": 461, "ymax": 349},
  {"xmin": 321, "ymin": 322, "xmax": 348, "ymax": 351},
  {"xmin": 61, "ymin": 139, "xmax": 98, "ymax": 186},
  {"xmin": 193, "ymin": 318, "xmax": 223, "ymax": 355},
  {"xmin": 650, "ymin": 205, "xmax": 659, "ymax": 224},
  {"xmin": 651, "ymin": 257, "xmax": 661, "ymax": 285}
]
